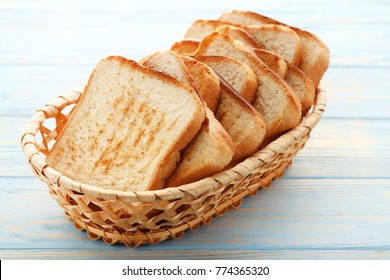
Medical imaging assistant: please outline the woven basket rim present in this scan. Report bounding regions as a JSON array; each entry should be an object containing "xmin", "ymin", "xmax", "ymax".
[{"xmin": 21, "ymin": 88, "xmax": 326, "ymax": 203}]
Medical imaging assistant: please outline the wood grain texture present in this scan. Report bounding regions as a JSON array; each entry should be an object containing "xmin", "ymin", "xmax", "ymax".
[
  {"xmin": 1, "ymin": 0, "xmax": 389, "ymax": 259},
  {"xmin": 0, "ymin": 1, "xmax": 389, "ymax": 67},
  {"xmin": 2, "ymin": 250, "xmax": 390, "ymax": 260},
  {"xmin": 1, "ymin": 178, "xmax": 389, "ymax": 255}
]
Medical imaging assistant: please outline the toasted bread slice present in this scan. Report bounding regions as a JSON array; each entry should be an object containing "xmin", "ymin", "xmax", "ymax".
[
  {"xmin": 219, "ymin": 10, "xmax": 330, "ymax": 87},
  {"xmin": 284, "ymin": 62, "xmax": 315, "ymax": 113},
  {"xmin": 142, "ymin": 51, "xmax": 235, "ymax": 186},
  {"xmin": 193, "ymin": 55, "xmax": 257, "ymax": 103},
  {"xmin": 216, "ymin": 79, "xmax": 266, "ymax": 164},
  {"xmin": 254, "ymin": 49, "xmax": 315, "ymax": 113},
  {"xmin": 253, "ymin": 49, "xmax": 288, "ymax": 78},
  {"xmin": 185, "ymin": 19, "xmax": 243, "ymax": 39},
  {"xmin": 185, "ymin": 19, "xmax": 265, "ymax": 49},
  {"xmin": 47, "ymin": 56, "xmax": 205, "ymax": 192},
  {"xmin": 215, "ymin": 25, "xmax": 265, "ymax": 49},
  {"xmin": 194, "ymin": 32, "xmax": 301, "ymax": 139},
  {"xmin": 219, "ymin": 10, "xmax": 274, "ymax": 27},
  {"xmin": 244, "ymin": 25, "xmax": 302, "ymax": 66},
  {"xmin": 141, "ymin": 51, "xmax": 197, "ymax": 89},
  {"xmin": 166, "ymin": 107, "xmax": 235, "ymax": 187},
  {"xmin": 171, "ymin": 39, "xmax": 200, "ymax": 56},
  {"xmin": 294, "ymin": 29, "xmax": 330, "ymax": 88},
  {"xmin": 180, "ymin": 55, "xmax": 221, "ymax": 112},
  {"xmin": 143, "ymin": 51, "xmax": 220, "ymax": 112},
  {"xmin": 179, "ymin": 27, "xmax": 290, "ymax": 80}
]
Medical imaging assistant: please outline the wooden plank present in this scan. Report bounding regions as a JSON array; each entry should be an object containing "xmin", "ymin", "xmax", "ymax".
[
  {"xmin": 2, "ymin": 249, "xmax": 390, "ymax": 260},
  {"xmin": 1, "ymin": 23, "xmax": 388, "ymax": 68},
  {"xmin": 1, "ymin": 0, "xmax": 388, "ymax": 25},
  {"xmin": 0, "ymin": 1, "xmax": 389, "ymax": 67},
  {"xmin": 286, "ymin": 118, "xmax": 390, "ymax": 178},
  {"xmin": 1, "ymin": 177, "xmax": 389, "ymax": 253},
  {"xmin": 0, "ymin": 65, "xmax": 91, "ymax": 116}
]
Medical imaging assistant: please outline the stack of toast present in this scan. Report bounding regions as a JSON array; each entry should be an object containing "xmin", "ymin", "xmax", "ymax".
[{"xmin": 47, "ymin": 10, "xmax": 329, "ymax": 192}]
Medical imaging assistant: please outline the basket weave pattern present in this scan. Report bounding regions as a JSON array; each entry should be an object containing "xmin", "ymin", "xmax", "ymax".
[{"xmin": 21, "ymin": 89, "xmax": 326, "ymax": 247}]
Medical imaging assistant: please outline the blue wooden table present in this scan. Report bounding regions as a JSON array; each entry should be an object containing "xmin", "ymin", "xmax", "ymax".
[{"xmin": 1, "ymin": 0, "xmax": 389, "ymax": 259}]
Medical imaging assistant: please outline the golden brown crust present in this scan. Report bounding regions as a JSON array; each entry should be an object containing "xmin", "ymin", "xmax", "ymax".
[
  {"xmin": 141, "ymin": 51, "xmax": 198, "ymax": 90},
  {"xmin": 219, "ymin": 10, "xmax": 282, "ymax": 25},
  {"xmin": 166, "ymin": 108, "xmax": 235, "ymax": 187},
  {"xmin": 185, "ymin": 19, "xmax": 267, "ymax": 50},
  {"xmin": 285, "ymin": 62, "xmax": 315, "ymax": 113},
  {"xmin": 180, "ymin": 55, "xmax": 221, "ymax": 112},
  {"xmin": 245, "ymin": 24, "xmax": 302, "ymax": 66},
  {"xmin": 218, "ymin": 76, "xmax": 262, "ymax": 119},
  {"xmin": 216, "ymin": 25, "xmax": 265, "ymax": 49},
  {"xmin": 239, "ymin": 10, "xmax": 281, "ymax": 24},
  {"xmin": 217, "ymin": 78, "xmax": 266, "ymax": 163},
  {"xmin": 253, "ymin": 49, "xmax": 288, "ymax": 78},
  {"xmin": 291, "ymin": 28, "xmax": 330, "ymax": 88},
  {"xmin": 192, "ymin": 55, "xmax": 258, "ymax": 103},
  {"xmin": 277, "ymin": 81, "xmax": 302, "ymax": 134},
  {"xmin": 171, "ymin": 40, "xmax": 200, "ymax": 55},
  {"xmin": 154, "ymin": 106, "xmax": 205, "ymax": 189},
  {"xmin": 185, "ymin": 19, "xmax": 247, "ymax": 39},
  {"xmin": 253, "ymin": 50, "xmax": 315, "ymax": 114}
]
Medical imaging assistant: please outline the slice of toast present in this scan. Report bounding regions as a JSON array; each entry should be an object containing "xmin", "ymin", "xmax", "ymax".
[
  {"xmin": 219, "ymin": 10, "xmax": 330, "ymax": 88},
  {"xmin": 142, "ymin": 51, "xmax": 235, "ymax": 186},
  {"xmin": 253, "ymin": 48, "xmax": 288, "ymax": 78},
  {"xmin": 215, "ymin": 79, "xmax": 266, "ymax": 164},
  {"xmin": 243, "ymin": 24, "xmax": 302, "ymax": 66},
  {"xmin": 180, "ymin": 55, "xmax": 221, "ymax": 112},
  {"xmin": 185, "ymin": 19, "xmax": 243, "ymax": 39},
  {"xmin": 184, "ymin": 19, "xmax": 265, "ymax": 49},
  {"xmin": 141, "ymin": 51, "xmax": 197, "ymax": 89},
  {"xmin": 142, "ymin": 51, "xmax": 220, "ymax": 112},
  {"xmin": 294, "ymin": 29, "xmax": 330, "ymax": 88},
  {"xmin": 194, "ymin": 32, "xmax": 301, "ymax": 139},
  {"xmin": 47, "ymin": 56, "xmax": 205, "ymax": 192},
  {"xmin": 175, "ymin": 31, "xmax": 289, "ymax": 82},
  {"xmin": 193, "ymin": 55, "xmax": 258, "ymax": 103},
  {"xmin": 166, "ymin": 107, "xmax": 235, "ymax": 187},
  {"xmin": 215, "ymin": 25, "xmax": 265, "ymax": 49},
  {"xmin": 254, "ymin": 49, "xmax": 315, "ymax": 113},
  {"xmin": 171, "ymin": 39, "xmax": 200, "ymax": 56},
  {"xmin": 284, "ymin": 62, "xmax": 315, "ymax": 113}
]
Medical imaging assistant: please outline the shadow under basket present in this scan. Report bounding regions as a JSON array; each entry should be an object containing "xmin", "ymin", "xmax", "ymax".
[{"xmin": 21, "ymin": 88, "xmax": 326, "ymax": 248}]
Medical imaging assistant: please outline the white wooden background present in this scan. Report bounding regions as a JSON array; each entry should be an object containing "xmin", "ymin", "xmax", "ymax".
[{"xmin": 1, "ymin": 0, "xmax": 389, "ymax": 259}]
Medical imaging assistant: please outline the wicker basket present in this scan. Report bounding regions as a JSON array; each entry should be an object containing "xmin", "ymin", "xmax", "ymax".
[{"xmin": 21, "ymin": 88, "xmax": 326, "ymax": 247}]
